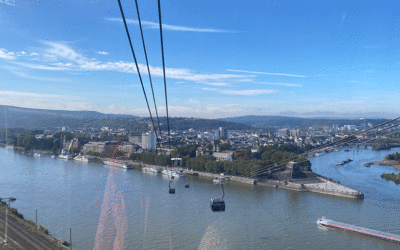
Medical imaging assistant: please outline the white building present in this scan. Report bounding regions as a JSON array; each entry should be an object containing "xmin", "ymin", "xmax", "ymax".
[{"xmin": 142, "ymin": 131, "xmax": 156, "ymax": 150}]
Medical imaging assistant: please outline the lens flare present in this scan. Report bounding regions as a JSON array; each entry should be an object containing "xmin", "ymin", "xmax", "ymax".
[{"xmin": 94, "ymin": 157, "xmax": 127, "ymax": 250}]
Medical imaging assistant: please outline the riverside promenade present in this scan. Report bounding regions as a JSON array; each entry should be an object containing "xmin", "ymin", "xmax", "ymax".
[{"xmin": 112, "ymin": 159, "xmax": 364, "ymax": 199}]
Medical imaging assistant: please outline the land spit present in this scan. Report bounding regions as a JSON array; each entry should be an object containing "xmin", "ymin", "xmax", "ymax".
[
  {"xmin": 365, "ymin": 160, "xmax": 400, "ymax": 171},
  {"xmin": 128, "ymin": 161, "xmax": 364, "ymax": 199}
]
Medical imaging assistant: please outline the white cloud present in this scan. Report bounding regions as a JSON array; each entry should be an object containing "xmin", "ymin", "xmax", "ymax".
[
  {"xmin": 10, "ymin": 71, "xmax": 68, "ymax": 82},
  {"xmin": 17, "ymin": 51, "xmax": 26, "ymax": 56},
  {"xmin": 188, "ymin": 98, "xmax": 200, "ymax": 104},
  {"xmin": 0, "ymin": 0, "xmax": 15, "ymax": 6},
  {"xmin": 30, "ymin": 52, "xmax": 39, "ymax": 56},
  {"xmin": 202, "ymin": 88, "xmax": 219, "ymax": 91},
  {"xmin": 0, "ymin": 48, "xmax": 16, "ymax": 60},
  {"xmin": 203, "ymin": 87, "xmax": 278, "ymax": 96},
  {"xmin": 97, "ymin": 51, "xmax": 108, "ymax": 55},
  {"xmin": 256, "ymin": 82, "xmax": 302, "ymax": 87},
  {"xmin": 12, "ymin": 62, "xmax": 71, "ymax": 71},
  {"xmin": 341, "ymin": 12, "xmax": 346, "ymax": 24},
  {"xmin": 219, "ymin": 89, "xmax": 278, "ymax": 96},
  {"xmin": 0, "ymin": 91, "xmax": 61, "ymax": 98},
  {"xmin": 200, "ymin": 82, "xmax": 231, "ymax": 86},
  {"xmin": 11, "ymin": 42, "xmax": 252, "ymax": 84},
  {"xmin": 227, "ymin": 69, "xmax": 306, "ymax": 78},
  {"xmin": 105, "ymin": 18, "xmax": 235, "ymax": 33}
]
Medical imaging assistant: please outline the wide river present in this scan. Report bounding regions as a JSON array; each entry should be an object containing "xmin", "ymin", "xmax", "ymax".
[{"xmin": 1, "ymin": 147, "xmax": 400, "ymax": 249}]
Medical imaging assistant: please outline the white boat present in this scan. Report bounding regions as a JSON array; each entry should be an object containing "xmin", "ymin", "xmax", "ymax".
[
  {"xmin": 162, "ymin": 169, "xmax": 174, "ymax": 176},
  {"xmin": 59, "ymin": 154, "xmax": 72, "ymax": 160},
  {"xmin": 213, "ymin": 179, "xmax": 222, "ymax": 184},
  {"xmin": 213, "ymin": 176, "xmax": 229, "ymax": 184},
  {"xmin": 103, "ymin": 160, "xmax": 133, "ymax": 169},
  {"xmin": 33, "ymin": 153, "xmax": 43, "ymax": 157},
  {"xmin": 74, "ymin": 155, "xmax": 94, "ymax": 163},
  {"xmin": 172, "ymin": 171, "xmax": 184, "ymax": 178},
  {"xmin": 59, "ymin": 149, "xmax": 72, "ymax": 160},
  {"xmin": 142, "ymin": 167, "xmax": 160, "ymax": 173}
]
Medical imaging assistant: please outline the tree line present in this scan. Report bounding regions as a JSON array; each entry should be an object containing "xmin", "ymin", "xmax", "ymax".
[{"xmin": 128, "ymin": 143, "xmax": 311, "ymax": 179}]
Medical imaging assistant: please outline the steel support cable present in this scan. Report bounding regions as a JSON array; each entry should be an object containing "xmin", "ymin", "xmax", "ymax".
[
  {"xmin": 245, "ymin": 118, "xmax": 400, "ymax": 178},
  {"xmin": 247, "ymin": 121, "xmax": 400, "ymax": 178},
  {"xmin": 303, "ymin": 116, "xmax": 400, "ymax": 156},
  {"xmin": 247, "ymin": 117, "xmax": 400, "ymax": 177},
  {"xmin": 249, "ymin": 123, "xmax": 400, "ymax": 178},
  {"xmin": 133, "ymin": 0, "xmax": 163, "ymax": 154},
  {"xmin": 356, "ymin": 128, "xmax": 400, "ymax": 146},
  {"xmin": 157, "ymin": 0, "xmax": 172, "ymax": 170},
  {"xmin": 117, "ymin": 0, "xmax": 160, "ymax": 154}
]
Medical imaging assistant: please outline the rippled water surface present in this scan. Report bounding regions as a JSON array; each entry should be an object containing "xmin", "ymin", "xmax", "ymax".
[{"xmin": 1, "ymin": 147, "xmax": 400, "ymax": 249}]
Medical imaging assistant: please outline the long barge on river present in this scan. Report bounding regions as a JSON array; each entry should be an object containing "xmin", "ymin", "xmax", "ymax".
[
  {"xmin": 103, "ymin": 160, "xmax": 133, "ymax": 169},
  {"xmin": 317, "ymin": 217, "xmax": 400, "ymax": 244}
]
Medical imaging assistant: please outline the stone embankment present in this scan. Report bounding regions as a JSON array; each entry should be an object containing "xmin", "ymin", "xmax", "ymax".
[
  {"xmin": 109, "ymin": 160, "xmax": 364, "ymax": 199},
  {"xmin": 304, "ymin": 177, "xmax": 364, "ymax": 199},
  {"xmin": 184, "ymin": 170, "xmax": 257, "ymax": 185}
]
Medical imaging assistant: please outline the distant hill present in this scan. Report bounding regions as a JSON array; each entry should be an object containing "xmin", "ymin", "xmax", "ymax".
[
  {"xmin": 141, "ymin": 117, "xmax": 253, "ymax": 131},
  {"xmin": 2, "ymin": 106, "xmax": 389, "ymax": 131},
  {"xmin": 0, "ymin": 105, "xmax": 137, "ymax": 129},
  {"xmin": 0, "ymin": 105, "xmax": 252, "ymax": 131},
  {"xmin": 220, "ymin": 115, "xmax": 389, "ymax": 128}
]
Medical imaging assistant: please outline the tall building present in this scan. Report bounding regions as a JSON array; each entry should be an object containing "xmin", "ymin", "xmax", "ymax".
[
  {"xmin": 278, "ymin": 128, "xmax": 289, "ymax": 137},
  {"xmin": 289, "ymin": 129, "xmax": 300, "ymax": 137},
  {"xmin": 142, "ymin": 131, "xmax": 156, "ymax": 150},
  {"xmin": 214, "ymin": 127, "xmax": 229, "ymax": 139},
  {"xmin": 360, "ymin": 118, "xmax": 366, "ymax": 131}
]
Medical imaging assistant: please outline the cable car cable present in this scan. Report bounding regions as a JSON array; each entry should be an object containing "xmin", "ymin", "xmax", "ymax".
[
  {"xmin": 246, "ymin": 118, "xmax": 400, "ymax": 177},
  {"xmin": 117, "ymin": 0, "xmax": 161, "ymax": 154},
  {"xmin": 247, "ymin": 120, "xmax": 400, "ymax": 178},
  {"xmin": 133, "ymin": 0, "xmax": 163, "ymax": 151},
  {"xmin": 157, "ymin": 0, "xmax": 175, "ymax": 194}
]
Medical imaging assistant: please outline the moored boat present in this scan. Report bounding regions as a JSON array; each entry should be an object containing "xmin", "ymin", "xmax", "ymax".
[
  {"xmin": 103, "ymin": 160, "xmax": 133, "ymax": 169},
  {"xmin": 172, "ymin": 171, "xmax": 184, "ymax": 178},
  {"xmin": 74, "ymin": 155, "xmax": 94, "ymax": 163},
  {"xmin": 317, "ymin": 216, "xmax": 400, "ymax": 244},
  {"xmin": 142, "ymin": 167, "xmax": 160, "ymax": 173}
]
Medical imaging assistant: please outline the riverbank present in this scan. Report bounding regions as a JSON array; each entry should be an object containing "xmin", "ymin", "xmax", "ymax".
[
  {"xmin": 0, "ymin": 203, "xmax": 70, "ymax": 250},
  {"xmin": 365, "ymin": 160, "xmax": 400, "ymax": 171},
  {"xmin": 5, "ymin": 147, "xmax": 364, "ymax": 199}
]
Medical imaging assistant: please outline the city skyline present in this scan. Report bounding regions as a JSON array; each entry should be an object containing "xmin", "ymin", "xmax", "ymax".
[{"xmin": 1, "ymin": 0, "xmax": 399, "ymax": 118}]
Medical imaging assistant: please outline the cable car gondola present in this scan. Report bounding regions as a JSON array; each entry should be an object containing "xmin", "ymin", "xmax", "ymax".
[
  {"xmin": 169, "ymin": 179, "xmax": 175, "ymax": 194},
  {"xmin": 210, "ymin": 183, "xmax": 225, "ymax": 212}
]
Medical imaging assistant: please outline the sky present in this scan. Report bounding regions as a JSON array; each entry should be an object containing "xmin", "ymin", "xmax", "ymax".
[{"xmin": 1, "ymin": 0, "xmax": 400, "ymax": 118}]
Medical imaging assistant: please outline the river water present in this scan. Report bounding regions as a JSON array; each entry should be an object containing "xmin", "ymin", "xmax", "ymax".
[{"xmin": 1, "ymin": 147, "xmax": 400, "ymax": 249}]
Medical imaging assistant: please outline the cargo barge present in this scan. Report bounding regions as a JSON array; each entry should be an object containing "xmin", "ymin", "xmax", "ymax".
[
  {"xmin": 317, "ymin": 217, "xmax": 400, "ymax": 244},
  {"xmin": 103, "ymin": 160, "xmax": 133, "ymax": 169}
]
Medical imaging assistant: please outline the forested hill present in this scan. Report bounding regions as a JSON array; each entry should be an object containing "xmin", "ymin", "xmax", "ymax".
[
  {"xmin": 0, "ymin": 105, "xmax": 137, "ymax": 129},
  {"xmin": 141, "ymin": 117, "xmax": 253, "ymax": 131},
  {"xmin": 0, "ymin": 105, "xmax": 252, "ymax": 131},
  {"xmin": 220, "ymin": 115, "xmax": 388, "ymax": 128}
]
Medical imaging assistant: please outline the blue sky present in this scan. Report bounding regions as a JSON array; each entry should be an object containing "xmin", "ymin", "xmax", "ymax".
[{"xmin": 0, "ymin": 0, "xmax": 400, "ymax": 118}]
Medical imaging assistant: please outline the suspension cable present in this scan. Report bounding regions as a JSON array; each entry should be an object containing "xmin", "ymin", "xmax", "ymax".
[
  {"xmin": 157, "ymin": 0, "xmax": 172, "ymax": 160},
  {"xmin": 241, "ymin": 118, "xmax": 400, "ymax": 178},
  {"xmin": 247, "ymin": 119, "xmax": 400, "ymax": 178},
  {"xmin": 117, "ymin": 0, "xmax": 160, "ymax": 153},
  {"xmin": 134, "ymin": 0, "xmax": 163, "ymax": 153}
]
